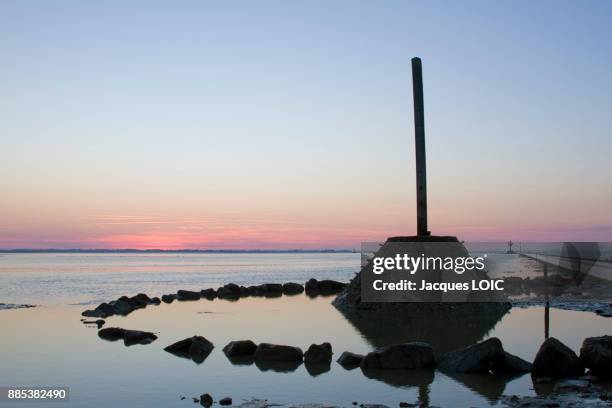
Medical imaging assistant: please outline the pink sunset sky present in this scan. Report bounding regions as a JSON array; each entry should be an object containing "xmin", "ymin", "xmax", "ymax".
[{"xmin": 2, "ymin": 2, "xmax": 612, "ymax": 249}]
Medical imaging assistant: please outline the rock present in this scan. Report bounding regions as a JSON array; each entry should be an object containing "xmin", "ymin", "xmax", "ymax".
[
  {"xmin": 253, "ymin": 343, "xmax": 303, "ymax": 362},
  {"xmin": 219, "ymin": 397, "xmax": 232, "ymax": 406},
  {"xmin": 150, "ymin": 297, "xmax": 161, "ymax": 305},
  {"xmin": 218, "ymin": 283, "xmax": 241, "ymax": 300},
  {"xmin": 255, "ymin": 283, "xmax": 283, "ymax": 297},
  {"xmin": 305, "ymin": 279, "xmax": 346, "ymax": 296},
  {"xmin": 112, "ymin": 299, "xmax": 134, "ymax": 315},
  {"xmin": 177, "ymin": 290, "xmax": 201, "ymax": 301},
  {"xmin": 95, "ymin": 302, "xmax": 116, "ymax": 316},
  {"xmin": 399, "ymin": 403, "xmax": 416, "ymax": 408},
  {"xmin": 318, "ymin": 280, "xmax": 347, "ymax": 295},
  {"xmin": 161, "ymin": 294, "xmax": 176, "ymax": 304},
  {"xmin": 491, "ymin": 351, "xmax": 533, "ymax": 374},
  {"xmin": 532, "ymin": 337, "xmax": 584, "ymax": 378},
  {"xmin": 98, "ymin": 327, "xmax": 126, "ymax": 341},
  {"xmin": 200, "ymin": 288, "xmax": 217, "ymax": 300},
  {"xmin": 304, "ymin": 343, "xmax": 332, "ymax": 364},
  {"xmin": 305, "ymin": 279, "xmax": 320, "ymax": 295},
  {"xmin": 129, "ymin": 293, "xmax": 151, "ymax": 308},
  {"xmin": 239, "ymin": 286, "xmax": 255, "ymax": 297},
  {"xmin": 164, "ymin": 336, "xmax": 214, "ymax": 363},
  {"xmin": 337, "ymin": 351, "xmax": 364, "ymax": 369},
  {"xmin": 95, "ymin": 319, "xmax": 105, "ymax": 328},
  {"xmin": 82, "ymin": 309, "xmax": 105, "ymax": 318},
  {"xmin": 282, "ymin": 282, "xmax": 304, "ymax": 295},
  {"xmin": 580, "ymin": 335, "xmax": 612, "ymax": 378},
  {"xmin": 361, "ymin": 342, "xmax": 434, "ymax": 370},
  {"xmin": 438, "ymin": 338, "xmax": 503, "ymax": 373},
  {"xmin": 200, "ymin": 393, "xmax": 213, "ymax": 407},
  {"xmin": 123, "ymin": 330, "xmax": 157, "ymax": 346},
  {"xmin": 97, "ymin": 327, "xmax": 156, "ymax": 345},
  {"xmin": 223, "ymin": 340, "xmax": 258, "ymax": 357}
]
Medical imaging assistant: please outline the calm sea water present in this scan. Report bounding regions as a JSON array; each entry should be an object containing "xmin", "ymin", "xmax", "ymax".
[{"xmin": 1, "ymin": 253, "xmax": 611, "ymax": 408}]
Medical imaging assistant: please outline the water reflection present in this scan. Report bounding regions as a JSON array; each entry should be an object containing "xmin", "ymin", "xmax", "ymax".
[{"xmin": 334, "ymin": 303, "xmax": 509, "ymax": 353}]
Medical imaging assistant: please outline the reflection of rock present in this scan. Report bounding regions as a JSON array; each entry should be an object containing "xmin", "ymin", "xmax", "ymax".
[
  {"xmin": 580, "ymin": 336, "xmax": 612, "ymax": 378},
  {"xmin": 444, "ymin": 371, "xmax": 520, "ymax": 402},
  {"xmin": 254, "ymin": 359, "xmax": 302, "ymax": 373},
  {"xmin": 360, "ymin": 367, "xmax": 434, "ymax": 388},
  {"xmin": 165, "ymin": 336, "xmax": 214, "ymax": 364},
  {"xmin": 361, "ymin": 343, "xmax": 434, "ymax": 370},
  {"xmin": 532, "ymin": 337, "xmax": 583, "ymax": 379},
  {"xmin": 305, "ymin": 361, "xmax": 330, "ymax": 377},
  {"xmin": 333, "ymin": 237, "xmax": 510, "ymax": 353}
]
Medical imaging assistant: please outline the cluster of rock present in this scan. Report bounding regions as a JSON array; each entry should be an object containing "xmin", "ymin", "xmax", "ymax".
[
  {"xmin": 82, "ymin": 293, "xmax": 160, "ymax": 318},
  {"xmin": 161, "ymin": 279, "xmax": 347, "ymax": 304},
  {"xmin": 184, "ymin": 393, "xmax": 232, "ymax": 407},
  {"xmin": 98, "ymin": 327, "xmax": 158, "ymax": 346},
  {"xmin": 82, "ymin": 280, "xmax": 348, "ymax": 317}
]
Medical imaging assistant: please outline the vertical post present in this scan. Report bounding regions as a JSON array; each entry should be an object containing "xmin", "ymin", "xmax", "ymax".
[{"xmin": 411, "ymin": 57, "xmax": 429, "ymax": 236}]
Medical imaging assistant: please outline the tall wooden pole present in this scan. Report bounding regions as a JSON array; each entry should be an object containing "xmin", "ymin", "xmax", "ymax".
[{"xmin": 411, "ymin": 57, "xmax": 429, "ymax": 236}]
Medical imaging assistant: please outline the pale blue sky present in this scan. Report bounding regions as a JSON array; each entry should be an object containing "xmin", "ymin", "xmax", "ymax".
[{"xmin": 1, "ymin": 1, "xmax": 612, "ymax": 248}]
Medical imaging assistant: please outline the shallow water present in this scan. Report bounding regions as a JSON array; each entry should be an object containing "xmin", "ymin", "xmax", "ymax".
[{"xmin": 1, "ymin": 253, "xmax": 611, "ymax": 408}]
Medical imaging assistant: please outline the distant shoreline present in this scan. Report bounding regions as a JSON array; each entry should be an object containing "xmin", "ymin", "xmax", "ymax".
[{"xmin": 0, "ymin": 249, "xmax": 356, "ymax": 254}]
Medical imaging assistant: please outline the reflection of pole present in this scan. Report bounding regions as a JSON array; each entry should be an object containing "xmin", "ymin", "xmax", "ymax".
[
  {"xmin": 544, "ymin": 262, "xmax": 550, "ymax": 339},
  {"xmin": 418, "ymin": 384, "xmax": 429, "ymax": 407}
]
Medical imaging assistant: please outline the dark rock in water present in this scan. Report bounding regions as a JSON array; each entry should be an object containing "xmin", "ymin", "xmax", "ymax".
[
  {"xmin": 161, "ymin": 294, "xmax": 176, "ymax": 304},
  {"xmin": 399, "ymin": 403, "xmax": 417, "ymax": 408},
  {"xmin": 532, "ymin": 337, "xmax": 583, "ymax": 378},
  {"xmin": 305, "ymin": 279, "xmax": 320, "ymax": 295},
  {"xmin": 82, "ymin": 309, "xmax": 104, "ymax": 318},
  {"xmin": 165, "ymin": 336, "xmax": 214, "ymax": 363},
  {"xmin": 112, "ymin": 299, "xmax": 134, "ymax": 315},
  {"xmin": 218, "ymin": 283, "xmax": 241, "ymax": 300},
  {"xmin": 83, "ymin": 302, "xmax": 115, "ymax": 318},
  {"xmin": 200, "ymin": 288, "xmax": 218, "ymax": 300},
  {"xmin": 282, "ymin": 282, "xmax": 304, "ymax": 295},
  {"xmin": 318, "ymin": 280, "xmax": 347, "ymax": 295},
  {"xmin": 438, "ymin": 338, "xmax": 503, "ymax": 373},
  {"xmin": 253, "ymin": 343, "xmax": 303, "ymax": 362},
  {"xmin": 98, "ymin": 327, "xmax": 126, "ymax": 341},
  {"xmin": 219, "ymin": 397, "xmax": 232, "ymax": 406},
  {"xmin": 491, "ymin": 351, "xmax": 532, "ymax": 374},
  {"xmin": 304, "ymin": 343, "xmax": 333, "ymax": 364},
  {"xmin": 123, "ymin": 330, "xmax": 157, "ymax": 346},
  {"xmin": 98, "ymin": 327, "xmax": 156, "ymax": 345},
  {"xmin": 96, "ymin": 302, "xmax": 115, "ymax": 316},
  {"xmin": 199, "ymin": 393, "xmax": 213, "ymax": 407},
  {"xmin": 337, "ymin": 351, "xmax": 364, "ymax": 369},
  {"xmin": 223, "ymin": 340, "xmax": 258, "ymax": 357},
  {"xmin": 177, "ymin": 290, "xmax": 201, "ymax": 301},
  {"xmin": 580, "ymin": 335, "xmax": 612, "ymax": 378},
  {"xmin": 239, "ymin": 286, "xmax": 255, "ymax": 297},
  {"xmin": 255, "ymin": 283, "xmax": 283, "ymax": 297},
  {"xmin": 150, "ymin": 297, "xmax": 161, "ymax": 305},
  {"xmin": 305, "ymin": 279, "xmax": 346, "ymax": 296},
  {"xmin": 361, "ymin": 343, "xmax": 434, "ymax": 370},
  {"xmin": 129, "ymin": 293, "xmax": 151, "ymax": 308}
]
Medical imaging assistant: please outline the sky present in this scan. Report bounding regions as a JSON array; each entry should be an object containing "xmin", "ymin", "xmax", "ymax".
[{"xmin": 1, "ymin": 0, "xmax": 612, "ymax": 250}]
